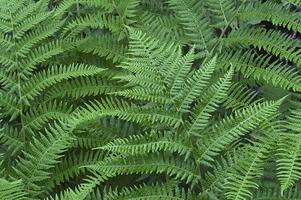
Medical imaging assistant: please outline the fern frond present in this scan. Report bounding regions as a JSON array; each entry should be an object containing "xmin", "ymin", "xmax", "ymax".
[
  {"xmin": 23, "ymin": 101, "xmax": 73, "ymax": 133},
  {"xmin": 240, "ymin": 2, "xmax": 301, "ymax": 33},
  {"xmin": 205, "ymin": 0, "xmax": 238, "ymax": 29},
  {"xmin": 0, "ymin": 125, "xmax": 23, "ymax": 156},
  {"xmin": 223, "ymin": 83, "xmax": 260, "ymax": 110},
  {"xmin": 45, "ymin": 172, "xmax": 107, "ymax": 200},
  {"xmin": 88, "ymin": 154, "xmax": 201, "ymax": 186},
  {"xmin": 46, "ymin": 150, "xmax": 105, "ymax": 189},
  {"xmin": 138, "ymin": 11, "xmax": 187, "ymax": 46},
  {"xmin": 177, "ymin": 57, "xmax": 217, "ymax": 113},
  {"xmin": 78, "ymin": 35, "xmax": 127, "ymax": 63},
  {"xmin": 97, "ymin": 132, "xmax": 192, "ymax": 159},
  {"xmin": 253, "ymin": 185, "xmax": 301, "ymax": 200},
  {"xmin": 198, "ymin": 98, "xmax": 284, "ymax": 165},
  {"xmin": 69, "ymin": 97, "xmax": 180, "ymax": 132},
  {"xmin": 19, "ymin": 39, "xmax": 76, "ymax": 77},
  {"xmin": 185, "ymin": 68, "xmax": 233, "ymax": 136},
  {"xmin": 0, "ymin": 179, "xmax": 26, "ymax": 200},
  {"xmin": 101, "ymin": 182, "xmax": 194, "ymax": 200},
  {"xmin": 21, "ymin": 64, "xmax": 104, "ymax": 102},
  {"xmin": 225, "ymin": 27, "xmax": 301, "ymax": 67},
  {"xmin": 219, "ymin": 50, "xmax": 301, "ymax": 92},
  {"xmin": 14, "ymin": 123, "xmax": 72, "ymax": 196},
  {"xmin": 113, "ymin": 88, "xmax": 173, "ymax": 104},
  {"xmin": 203, "ymin": 150, "xmax": 245, "ymax": 196},
  {"xmin": 0, "ymin": 93, "xmax": 19, "ymax": 120},
  {"xmin": 45, "ymin": 77, "xmax": 122, "ymax": 100},
  {"xmin": 276, "ymin": 109, "xmax": 301, "ymax": 194},
  {"xmin": 276, "ymin": 133, "xmax": 301, "ymax": 195},
  {"xmin": 63, "ymin": 13, "xmax": 122, "ymax": 37},
  {"xmin": 168, "ymin": 47, "xmax": 195, "ymax": 97},
  {"xmin": 225, "ymin": 141, "xmax": 273, "ymax": 200},
  {"xmin": 168, "ymin": 0, "xmax": 213, "ymax": 55}
]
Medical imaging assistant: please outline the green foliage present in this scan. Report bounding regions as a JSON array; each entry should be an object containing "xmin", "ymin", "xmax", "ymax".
[{"xmin": 1, "ymin": 0, "xmax": 301, "ymax": 200}]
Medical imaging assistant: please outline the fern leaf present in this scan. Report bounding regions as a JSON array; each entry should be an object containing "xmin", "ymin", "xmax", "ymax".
[
  {"xmin": 97, "ymin": 132, "xmax": 192, "ymax": 159},
  {"xmin": 177, "ymin": 57, "xmax": 217, "ymax": 113},
  {"xmin": 225, "ymin": 142, "xmax": 272, "ymax": 200},
  {"xmin": 101, "ymin": 182, "xmax": 194, "ymax": 200},
  {"xmin": 198, "ymin": 98, "xmax": 284, "ymax": 165},
  {"xmin": 185, "ymin": 68, "xmax": 233, "ymax": 136},
  {"xmin": 88, "ymin": 154, "xmax": 201, "ymax": 186},
  {"xmin": 168, "ymin": 0, "xmax": 213, "ymax": 54},
  {"xmin": 219, "ymin": 50, "xmax": 301, "ymax": 92},
  {"xmin": 277, "ymin": 133, "xmax": 301, "ymax": 195},
  {"xmin": 0, "ymin": 179, "xmax": 26, "ymax": 200},
  {"xmin": 14, "ymin": 123, "xmax": 72, "ymax": 196},
  {"xmin": 21, "ymin": 64, "xmax": 104, "ymax": 102},
  {"xmin": 206, "ymin": 0, "xmax": 238, "ymax": 29},
  {"xmin": 240, "ymin": 2, "xmax": 301, "ymax": 33},
  {"xmin": 225, "ymin": 27, "xmax": 301, "ymax": 67}
]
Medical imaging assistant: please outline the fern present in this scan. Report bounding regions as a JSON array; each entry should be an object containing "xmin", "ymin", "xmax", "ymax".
[
  {"xmin": 73, "ymin": 27, "xmax": 284, "ymax": 199},
  {"xmin": 0, "ymin": 179, "xmax": 26, "ymax": 200},
  {"xmin": 1, "ymin": 0, "xmax": 301, "ymax": 199},
  {"xmin": 225, "ymin": 140, "xmax": 274, "ymax": 200}
]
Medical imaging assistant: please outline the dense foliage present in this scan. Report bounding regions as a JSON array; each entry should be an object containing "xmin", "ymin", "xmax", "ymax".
[{"xmin": 1, "ymin": 0, "xmax": 301, "ymax": 199}]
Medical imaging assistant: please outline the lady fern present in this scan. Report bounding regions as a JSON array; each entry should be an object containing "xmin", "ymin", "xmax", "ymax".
[{"xmin": 1, "ymin": 0, "xmax": 301, "ymax": 200}]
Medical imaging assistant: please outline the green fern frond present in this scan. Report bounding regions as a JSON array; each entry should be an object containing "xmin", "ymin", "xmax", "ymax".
[
  {"xmin": 177, "ymin": 57, "xmax": 217, "ymax": 113},
  {"xmin": 168, "ymin": 0, "xmax": 213, "ymax": 55},
  {"xmin": 276, "ymin": 133, "xmax": 301, "ymax": 195},
  {"xmin": 185, "ymin": 68, "xmax": 233, "ymax": 136},
  {"xmin": 205, "ymin": 0, "xmax": 238, "ymax": 29},
  {"xmin": 45, "ymin": 77, "xmax": 122, "ymax": 100},
  {"xmin": 240, "ymin": 2, "xmax": 301, "ymax": 33},
  {"xmin": 198, "ymin": 98, "xmax": 284, "ymax": 165},
  {"xmin": 63, "ymin": 13, "xmax": 122, "ymax": 37},
  {"xmin": 100, "ymin": 182, "xmax": 195, "ymax": 200},
  {"xmin": 276, "ymin": 109, "xmax": 301, "ymax": 194},
  {"xmin": 0, "ymin": 179, "xmax": 26, "ymax": 200},
  {"xmin": 23, "ymin": 101, "xmax": 73, "ymax": 133},
  {"xmin": 167, "ymin": 47, "xmax": 195, "ymax": 97},
  {"xmin": 46, "ymin": 150, "xmax": 105, "ymax": 189},
  {"xmin": 203, "ymin": 150, "xmax": 245, "ymax": 196},
  {"xmin": 113, "ymin": 88, "xmax": 173, "ymax": 104},
  {"xmin": 225, "ymin": 27, "xmax": 301, "ymax": 67},
  {"xmin": 225, "ymin": 141, "xmax": 273, "ymax": 200},
  {"xmin": 97, "ymin": 132, "xmax": 192, "ymax": 159},
  {"xmin": 45, "ymin": 172, "xmax": 107, "ymax": 200},
  {"xmin": 19, "ymin": 39, "xmax": 76, "ymax": 77},
  {"xmin": 88, "ymin": 154, "xmax": 201, "ymax": 186},
  {"xmin": 21, "ymin": 64, "xmax": 104, "ymax": 102},
  {"xmin": 0, "ymin": 93, "xmax": 19, "ymax": 120},
  {"xmin": 0, "ymin": 125, "xmax": 23, "ymax": 156},
  {"xmin": 219, "ymin": 50, "xmax": 301, "ymax": 92},
  {"xmin": 78, "ymin": 35, "xmax": 127, "ymax": 63},
  {"xmin": 223, "ymin": 83, "xmax": 261, "ymax": 110},
  {"xmin": 13, "ymin": 123, "xmax": 72, "ymax": 196},
  {"xmin": 138, "ymin": 11, "xmax": 187, "ymax": 46},
  {"xmin": 72, "ymin": 118, "xmax": 138, "ymax": 149},
  {"xmin": 253, "ymin": 185, "xmax": 301, "ymax": 200}
]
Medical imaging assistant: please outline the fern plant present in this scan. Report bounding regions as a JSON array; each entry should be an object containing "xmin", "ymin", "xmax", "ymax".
[
  {"xmin": 49, "ymin": 29, "xmax": 286, "ymax": 200},
  {"xmin": 0, "ymin": 0, "xmax": 120, "ymax": 199},
  {"xmin": 1, "ymin": 0, "xmax": 301, "ymax": 200}
]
